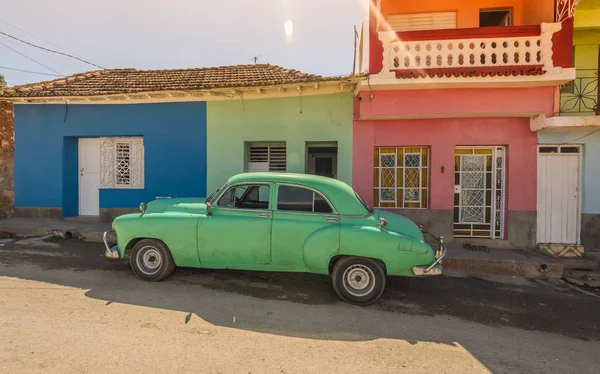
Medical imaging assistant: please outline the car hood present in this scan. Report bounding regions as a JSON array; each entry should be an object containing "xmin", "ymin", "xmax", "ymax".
[
  {"xmin": 145, "ymin": 198, "xmax": 208, "ymax": 214},
  {"xmin": 375, "ymin": 209, "xmax": 424, "ymax": 241}
]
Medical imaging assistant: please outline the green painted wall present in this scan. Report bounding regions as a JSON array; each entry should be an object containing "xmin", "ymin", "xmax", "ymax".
[{"xmin": 206, "ymin": 92, "xmax": 353, "ymax": 193}]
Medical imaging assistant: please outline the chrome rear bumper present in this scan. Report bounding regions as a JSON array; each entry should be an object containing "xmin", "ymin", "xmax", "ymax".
[
  {"xmin": 412, "ymin": 263, "xmax": 443, "ymax": 276},
  {"xmin": 412, "ymin": 246, "xmax": 447, "ymax": 276},
  {"xmin": 103, "ymin": 230, "xmax": 120, "ymax": 259}
]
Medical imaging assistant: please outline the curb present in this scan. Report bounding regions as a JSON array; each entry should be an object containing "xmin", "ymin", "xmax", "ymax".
[{"xmin": 443, "ymin": 257, "xmax": 564, "ymax": 279}]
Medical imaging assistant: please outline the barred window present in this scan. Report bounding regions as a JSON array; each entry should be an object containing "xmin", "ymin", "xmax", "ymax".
[
  {"xmin": 373, "ymin": 147, "xmax": 429, "ymax": 208},
  {"xmin": 100, "ymin": 137, "xmax": 144, "ymax": 189},
  {"xmin": 247, "ymin": 143, "xmax": 286, "ymax": 172},
  {"xmin": 115, "ymin": 142, "xmax": 131, "ymax": 186}
]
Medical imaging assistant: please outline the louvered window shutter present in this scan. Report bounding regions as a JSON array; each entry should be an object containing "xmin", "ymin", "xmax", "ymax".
[
  {"xmin": 387, "ymin": 12, "xmax": 457, "ymax": 32},
  {"xmin": 248, "ymin": 144, "xmax": 287, "ymax": 172}
]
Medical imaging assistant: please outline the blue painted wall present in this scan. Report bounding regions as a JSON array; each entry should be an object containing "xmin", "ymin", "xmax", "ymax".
[
  {"xmin": 14, "ymin": 102, "xmax": 207, "ymax": 215},
  {"xmin": 538, "ymin": 130, "xmax": 600, "ymax": 214}
]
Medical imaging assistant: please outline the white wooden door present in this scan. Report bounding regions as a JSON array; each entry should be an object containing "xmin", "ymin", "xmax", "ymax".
[
  {"xmin": 79, "ymin": 138, "xmax": 101, "ymax": 216},
  {"xmin": 537, "ymin": 145, "xmax": 582, "ymax": 245}
]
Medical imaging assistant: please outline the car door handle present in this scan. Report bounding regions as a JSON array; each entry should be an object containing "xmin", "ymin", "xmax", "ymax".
[
  {"xmin": 326, "ymin": 217, "xmax": 340, "ymax": 223},
  {"xmin": 257, "ymin": 213, "xmax": 272, "ymax": 218}
]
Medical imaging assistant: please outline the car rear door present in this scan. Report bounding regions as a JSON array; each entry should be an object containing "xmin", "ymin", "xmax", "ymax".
[{"xmin": 270, "ymin": 183, "xmax": 340, "ymax": 270}]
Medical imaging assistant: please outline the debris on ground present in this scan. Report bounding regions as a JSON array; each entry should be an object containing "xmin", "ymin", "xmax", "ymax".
[
  {"xmin": 562, "ymin": 270, "xmax": 600, "ymax": 289},
  {"xmin": 0, "ymin": 231, "xmax": 15, "ymax": 239},
  {"xmin": 463, "ymin": 243, "xmax": 490, "ymax": 252}
]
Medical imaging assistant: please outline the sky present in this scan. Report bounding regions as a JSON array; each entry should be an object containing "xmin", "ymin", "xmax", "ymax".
[{"xmin": 0, "ymin": 0, "xmax": 362, "ymax": 86}]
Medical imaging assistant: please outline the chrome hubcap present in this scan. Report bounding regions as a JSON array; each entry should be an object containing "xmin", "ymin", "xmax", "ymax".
[
  {"xmin": 342, "ymin": 264, "xmax": 376, "ymax": 297},
  {"xmin": 137, "ymin": 246, "xmax": 162, "ymax": 275}
]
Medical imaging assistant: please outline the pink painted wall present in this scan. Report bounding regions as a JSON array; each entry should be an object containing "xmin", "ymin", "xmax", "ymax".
[
  {"xmin": 358, "ymin": 87, "xmax": 555, "ymax": 119},
  {"xmin": 353, "ymin": 117, "xmax": 538, "ymax": 212}
]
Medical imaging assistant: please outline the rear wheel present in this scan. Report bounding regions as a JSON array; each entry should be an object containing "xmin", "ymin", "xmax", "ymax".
[
  {"xmin": 332, "ymin": 257, "xmax": 386, "ymax": 305},
  {"xmin": 130, "ymin": 239, "xmax": 176, "ymax": 281}
]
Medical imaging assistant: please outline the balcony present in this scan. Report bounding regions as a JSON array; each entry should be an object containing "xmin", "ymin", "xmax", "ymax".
[
  {"xmin": 559, "ymin": 69, "xmax": 599, "ymax": 116},
  {"xmin": 369, "ymin": 23, "xmax": 575, "ymax": 89}
]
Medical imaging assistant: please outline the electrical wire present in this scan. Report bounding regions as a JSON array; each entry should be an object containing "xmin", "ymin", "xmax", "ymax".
[
  {"xmin": 0, "ymin": 65, "xmax": 62, "ymax": 76},
  {"xmin": 0, "ymin": 40, "xmax": 64, "ymax": 76},
  {"xmin": 0, "ymin": 19, "xmax": 78, "ymax": 57},
  {"xmin": 0, "ymin": 30, "xmax": 104, "ymax": 69},
  {"xmin": 561, "ymin": 127, "xmax": 600, "ymax": 144}
]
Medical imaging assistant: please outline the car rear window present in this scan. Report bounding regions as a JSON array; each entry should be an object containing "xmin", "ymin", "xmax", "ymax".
[{"xmin": 277, "ymin": 185, "xmax": 333, "ymax": 214}]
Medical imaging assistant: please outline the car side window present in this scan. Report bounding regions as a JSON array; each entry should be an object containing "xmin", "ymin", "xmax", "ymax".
[
  {"xmin": 217, "ymin": 184, "xmax": 270, "ymax": 210},
  {"xmin": 277, "ymin": 185, "xmax": 333, "ymax": 214}
]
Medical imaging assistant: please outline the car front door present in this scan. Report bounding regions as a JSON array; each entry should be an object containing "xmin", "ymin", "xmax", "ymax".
[
  {"xmin": 271, "ymin": 184, "xmax": 340, "ymax": 271},
  {"xmin": 197, "ymin": 183, "xmax": 273, "ymax": 267}
]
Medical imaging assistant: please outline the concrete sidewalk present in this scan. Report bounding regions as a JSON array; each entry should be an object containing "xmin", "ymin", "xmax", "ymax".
[
  {"xmin": 0, "ymin": 217, "xmax": 564, "ymax": 279},
  {"xmin": 0, "ymin": 217, "xmax": 111, "ymax": 242}
]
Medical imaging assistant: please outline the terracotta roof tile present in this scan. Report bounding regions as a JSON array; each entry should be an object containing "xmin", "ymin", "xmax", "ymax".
[{"xmin": 0, "ymin": 64, "xmax": 354, "ymax": 98}]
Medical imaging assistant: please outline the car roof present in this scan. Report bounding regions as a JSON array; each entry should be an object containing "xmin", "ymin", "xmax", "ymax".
[{"xmin": 226, "ymin": 172, "xmax": 368, "ymax": 216}]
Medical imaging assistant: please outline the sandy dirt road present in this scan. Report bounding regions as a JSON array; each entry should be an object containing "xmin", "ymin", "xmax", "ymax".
[{"xmin": 0, "ymin": 239, "xmax": 599, "ymax": 373}]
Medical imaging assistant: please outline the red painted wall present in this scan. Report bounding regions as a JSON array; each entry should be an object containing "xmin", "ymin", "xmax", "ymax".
[
  {"xmin": 353, "ymin": 117, "xmax": 538, "ymax": 212},
  {"xmin": 552, "ymin": 17, "xmax": 574, "ymax": 68}
]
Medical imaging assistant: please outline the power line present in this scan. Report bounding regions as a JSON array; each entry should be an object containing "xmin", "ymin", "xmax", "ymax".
[
  {"xmin": 0, "ymin": 30, "xmax": 104, "ymax": 69},
  {"xmin": 0, "ymin": 19, "xmax": 77, "ymax": 56},
  {"xmin": 0, "ymin": 40, "xmax": 64, "ymax": 76},
  {"xmin": 561, "ymin": 127, "xmax": 600, "ymax": 144},
  {"xmin": 0, "ymin": 65, "xmax": 62, "ymax": 77}
]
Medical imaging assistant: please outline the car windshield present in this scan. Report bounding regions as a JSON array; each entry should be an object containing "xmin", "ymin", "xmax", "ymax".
[
  {"xmin": 354, "ymin": 191, "xmax": 374, "ymax": 214},
  {"xmin": 206, "ymin": 182, "xmax": 227, "ymax": 204}
]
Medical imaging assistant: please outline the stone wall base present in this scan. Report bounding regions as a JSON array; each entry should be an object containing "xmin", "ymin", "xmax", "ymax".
[
  {"xmin": 582, "ymin": 214, "xmax": 600, "ymax": 252},
  {"xmin": 385, "ymin": 209, "xmax": 536, "ymax": 248},
  {"xmin": 13, "ymin": 207, "xmax": 62, "ymax": 220}
]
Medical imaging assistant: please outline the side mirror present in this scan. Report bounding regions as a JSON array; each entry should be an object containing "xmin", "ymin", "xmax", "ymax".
[
  {"xmin": 139, "ymin": 202, "xmax": 147, "ymax": 214},
  {"xmin": 378, "ymin": 217, "xmax": 388, "ymax": 229},
  {"xmin": 206, "ymin": 202, "xmax": 213, "ymax": 216}
]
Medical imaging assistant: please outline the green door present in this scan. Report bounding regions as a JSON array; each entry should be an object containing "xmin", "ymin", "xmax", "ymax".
[
  {"xmin": 271, "ymin": 184, "xmax": 340, "ymax": 271},
  {"xmin": 198, "ymin": 183, "xmax": 273, "ymax": 266}
]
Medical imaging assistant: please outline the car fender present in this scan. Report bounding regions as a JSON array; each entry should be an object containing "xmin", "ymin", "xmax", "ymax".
[
  {"xmin": 114, "ymin": 212, "xmax": 201, "ymax": 267},
  {"xmin": 301, "ymin": 225, "xmax": 341, "ymax": 272}
]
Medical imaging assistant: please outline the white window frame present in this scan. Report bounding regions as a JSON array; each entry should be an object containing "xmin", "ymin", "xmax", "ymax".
[
  {"xmin": 247, "ymin": 142, "xmax": 287, "ymax": 172},
  {"xmin": 100, "ymin": 136, "xmax": 144, "ymax": 189},
  {"xmin": 374, "ymin": 146, "xmax": 429, "ymax": 209}
]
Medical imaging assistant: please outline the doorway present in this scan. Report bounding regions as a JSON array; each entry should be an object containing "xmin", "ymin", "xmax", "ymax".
[
  {"xmin": 453, "ymin": 146, "xmax": 506, "ymax": 239},
  {"xmin": 78, "ymin": 138, "xmax": 101, "ymax": 216},
  {"xmin": 537, "ymin": 145, "xmax": 582, "ymax": 245},
  {"xmin": 306, "ymin": 142, "xmax": 338, "ymax": 179}
]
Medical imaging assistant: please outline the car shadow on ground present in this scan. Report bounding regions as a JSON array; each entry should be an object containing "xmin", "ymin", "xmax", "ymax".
[{"xmin": 1, "ymin": 239, "xmax": 599, "ymax": 347}]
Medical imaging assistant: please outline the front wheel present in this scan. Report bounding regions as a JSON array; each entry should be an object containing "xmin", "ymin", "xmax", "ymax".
[
  {"xmin": 130, "ymin": 239, "xmax": 176, "ymax": 281},
  {"xmin": 332, "ymin": 257, "xmax": 386, "ymax": 305}
]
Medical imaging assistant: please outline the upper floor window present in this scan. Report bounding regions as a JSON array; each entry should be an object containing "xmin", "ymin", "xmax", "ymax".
[
  {"xmin": 387, "ymin": 12, "xmax": 457, "ymax": 32},
  {"xmin": 247, "ymin": 143, "xmax": 287, "ymax": 172},
  {"xmin": 100, "ymin": 137, "xmax": 144, "ymax": 189},
  {"xmin": 277, "ymin": 185, "xmax": 333, "ymax": 214},
  {"xmin": 479, "ymin": 8, "xmax": 512, "ymax": 27}
]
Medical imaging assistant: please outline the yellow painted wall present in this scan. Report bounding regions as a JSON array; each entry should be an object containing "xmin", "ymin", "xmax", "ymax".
[{"xmin": 381, "ymin": 0, "xmax": 554, "ymax": 28}]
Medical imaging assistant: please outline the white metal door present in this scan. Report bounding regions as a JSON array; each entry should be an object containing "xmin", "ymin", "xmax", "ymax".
[
  {"xmin": 454, "ymin": 147, "xmax": 505, "ymax": 239},
  {"xmin": 537, "ymin": 145, "xmax": 582, "ymax": 245},
  {"xmin": 79, "ymin": 138, "xmax": 101, "ymax": 216}
]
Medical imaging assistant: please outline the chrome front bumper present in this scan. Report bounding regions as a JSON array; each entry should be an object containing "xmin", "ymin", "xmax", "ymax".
[
  {"xmin": 412, "ymin": 246, "xmax": 447, "ymax": 276},
  {"xmin": 103, "ymin": 230, "xmax": 120, "ymax": 259}
]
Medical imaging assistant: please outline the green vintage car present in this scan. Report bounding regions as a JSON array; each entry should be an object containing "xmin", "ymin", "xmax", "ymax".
[{"xmin": 104, "ymin": 172, "xmax": 445, "ymax": 305}]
